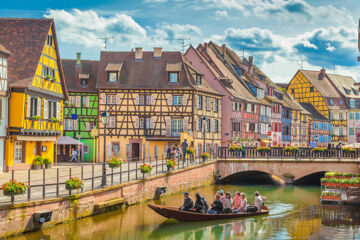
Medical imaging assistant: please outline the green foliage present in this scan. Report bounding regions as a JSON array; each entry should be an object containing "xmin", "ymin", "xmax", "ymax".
[
  {"xmin": 50, "ymin": 117, "xmax": 61, "ymax": 122},
  {"xmin": 279, "ymin": 87, "xmax": 286, "ymax": 93},
  {"xmin": 33, "ymin": 155, "xmax": 43, "ymax": 166},
  {"xmin": 65, "ymin": 177, "xmax": 84, "ymax": 190},
  {"xmin": 108, "ymin": 158, "xmax": 125, "ymax": 168},
  {"xmin": 186, "ymin": 148, "xmax": 195, "ymax": 155},
  {"xmin": 32, "ymin": 116, "xmax": 42, "ymax": 120},
  {"xmin": 201, "ymin": 152, "xmax": 210, "ymax": 158},
  {"xmin": 1, "ymin": 180, "xmax": 28, "ymax": 196},
  {"xmin": 229, "ymin": 144, "xmax": 243, "ymax": 152},
  {"xmin": 166, "ymin": 159, "xmax": 176, "ymax": 169},
  {"xmin": 43, "ymin": 157, "xmax": 52, "ymax": 165},
  {"xmin": 140, "ymin": 163, "xmax": 153, "ymax": 174},
  {"xmin": 284, "ymin": 147, "xmax": 299, "ymax": 153},
  {"xmin": 256, "ymin": 147, "xmax": 271, "ymax": 153}
]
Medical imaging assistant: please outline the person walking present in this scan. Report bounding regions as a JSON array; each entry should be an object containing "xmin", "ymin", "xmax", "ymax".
[
  {"xmin": 181, "ymin": 139, "xmax": 188, "ymax": 162},
  {"xmin": 70, "ymin": 148, "xmax": 77, "ymax": 162},
  {"xmin": 166, "ymin": 144, "xmax": 172, "ymax": 160},
  {"xmin": 336, "ymin": 142, "xmax": 342, "ymax": 159}
]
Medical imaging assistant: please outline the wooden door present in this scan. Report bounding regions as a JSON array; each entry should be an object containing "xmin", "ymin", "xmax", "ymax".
[
  {"xmin": 36, "ymin": 142, "xmax": 42, "ymax": 156},
  {"xmin": 131, "ymin": 143, "xmax": 140, "ymax": 161}
]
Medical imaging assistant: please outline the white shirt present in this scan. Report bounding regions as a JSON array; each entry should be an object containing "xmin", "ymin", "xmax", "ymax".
[{"xmin": 255, "ymin": 196, "xmax": 262, "ymax": 211}]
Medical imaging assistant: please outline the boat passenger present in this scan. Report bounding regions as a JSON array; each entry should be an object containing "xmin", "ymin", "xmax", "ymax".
[
  {"xmin": 214, "ymin": 191, "xmax": 220, "ymax": 200},
  {"xmin": 193, "ymin": 193, "xmax": 208, "ymax": 213},
  {"xmin": 239, "ymin": 193, "xmax": 247, "ymax": 212},
  {"xmin": 179, "ymin": 192, "xmax": 194, "ymax": 211},
  {"xmin": 208, "ymin": 194, "xmax": 224, "ymax": 214},
  {"xmin": 254, "ymin": 191, "xmax": 262, "ymax": 212},
  {"xmin": 223, "ymin": 192, "xmax": 233, "ymax": 213},
  {"xmin": 219, "ymin": 189, "xmax": 226, "ymax": 206},
  {"xmin": 232, "ymin": 192, "xmax": 241, "ymax": 213}
]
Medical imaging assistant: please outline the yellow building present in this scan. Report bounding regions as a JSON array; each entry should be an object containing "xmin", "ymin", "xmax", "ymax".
[
  {"xmin": 0, "ymin": 19, "xmax": 67, "ymax": 170},
  {"xmin": 96, "ymin": 48, "xmax": 222, "ymax": 161},
  {"xmin": 287, "ymin": 69, "xmax": 348, "ymax": 144}
]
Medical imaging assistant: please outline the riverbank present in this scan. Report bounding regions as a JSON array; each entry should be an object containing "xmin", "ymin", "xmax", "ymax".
[{"xmin": 0, "ymin": 161, "xmax": 216, "ymax": 239}]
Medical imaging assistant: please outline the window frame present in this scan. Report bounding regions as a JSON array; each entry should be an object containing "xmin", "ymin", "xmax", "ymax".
[
  {"xmin": 107, "ymin": 72, "xmax": 119, "ymax": 83},
  {"xmin": 173, "ymin": 95, "xmax": 182, "ymax": 106},
  {"xmin": 14, "ymin": 141, "xmax": 23, "ymax": 163},
  {"xmin": 168, "ymin": 72, "xmax": 179, "ymax": 83}
]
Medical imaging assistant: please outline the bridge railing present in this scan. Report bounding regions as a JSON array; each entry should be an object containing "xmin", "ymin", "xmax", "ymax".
[{"xmin": 217, "ymin": 147, "xmax": 360, "ymax": 160}]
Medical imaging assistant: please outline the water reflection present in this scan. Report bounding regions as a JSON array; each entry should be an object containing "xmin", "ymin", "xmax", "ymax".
[{"xmin": 8, "ymin": 185, "xmax": 360, "ymax": 240}]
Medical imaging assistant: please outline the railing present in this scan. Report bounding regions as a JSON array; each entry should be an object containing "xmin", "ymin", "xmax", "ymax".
[
  {"xmin": 217, "ymin": 147, "xmax": 360, "ymax": 159},
  {"xmin": 23, "ymin": 118, "xmax": 61, "ymax": 135},
  {"xmin": 0, "ymin": 152, "xmax": 217, "ymax": 205}
]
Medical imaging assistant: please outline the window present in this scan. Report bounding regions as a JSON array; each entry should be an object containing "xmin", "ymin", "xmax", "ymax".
[
  {"xmin": 107, "ymin": 72, "xmax": 118, "ymax": 82},
  {"xmin": 291, "ymin": 89, "xmax": 294, "ymax": 94},
  {"xmin": 329, "ymin": 99, "xmax": 334, "ymax": 106},
  {"xmin": 196, "ymin": 75, "xmax": 202, "ymax": 85},
  {"xmin": 107, "ymin": 95, "xmax": 116, "ymax": 105},
  {"xmin": 90, "ymin": 122, "xmax": 95, "ymax": 129},
  {"xmin": 352, "ymin": 88, "xmax": 359, "ymax": 95},
  {"xmin": 30, "ymin": 97, "xmax": 38, "ymax": 117},
  {"xmin": 0, "ymin": 58, "xmax": 7, "ymax": 79},
  {"xmin": 81, "ymin": 96, "xmax": 87, "ymax": 107},
  {"xmin": 197, "ymin": 118, "xmax": 202, "ymax": 132},
  {"xmin": 247, "ymin": 103, "xmax": 251, "ymax": 112},
  {"xmin": 197, "ymin": 96, "xmax": 203, "ymax": 109},
  {"xmin": 206, "ymin": 97, "xmax": 211, "ymax": 111},
  {"xmin": 356, "ymin": 113, "xmax": 360, "ymax": 120},
  {"xmin": 214, "ymin": 99, "xmax": 219, "ymax": 112},
  {"xmin": 80, "ymin": 79, "xmax": 87, "ymax": 86},
  {"xmin": 350, "ymin": 113, "xmax": 354, "ymax": 120},
  {"xmin": 350, "ymin": 99, "xmax": 355, "ymax": 107},
  {"xmin": 146, "ymin": 95, "xmax": 151, "ymax": 105},
  {"xmin": 310, "ymin": 87, "xmax": 314, "ymax": 92},
  {"xmin": 350, "ymin": 127, "xmax": 354, "ymax": 136},
  {"xmin": 139, "ymin": 117, "xmax": 150, "ymax": 129},
  {"xmin": 83, "ymin": 145, "xmax": 89, "ymax": 154},
  {"xmin": 48, "ymin": 101, "xmax": 57, "ymax": 119},
  {"xmin": 42, "ymin": 67, "xmax": 55, "ymax": 79},
  {"xmin": 268, "ymin": 87, "xmax": 273, "ymax": 96},
  {"xmin": 206, "ymin": 119, "xmax": 210, "ymax": 132},
  {"xmin": 214, "ymin": 119, "xmax": 219, "ymax": 132},
  {"xmin": 14, "ymin": 142, "xmax": 23, "ymax": 163},
  {"xmin": 171, "ymin": 119, "xmax": 183, "ymax": 136},
  {"xmin": 65, "ymin": 119, "xmax": 73, "ymax": 130},
  {"xmin": 339, "ymin": 99, "xmax": 343, "ymax": 106},
  {"xmin": 173, "ymin": 96, "xmax": 182, "ymax": 106},
  {"xmin": 169, "ymin": 73, "xmax": 178, "ymax": 83},
  {"xmin": 108, "ymin": 116, "xmax": 116, "ymax": 128},
  {"xmin": 46, "ymin": 35, "xmax": 53, "ymax": 46}
]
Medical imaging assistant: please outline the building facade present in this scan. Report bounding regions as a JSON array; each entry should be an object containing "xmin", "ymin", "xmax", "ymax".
[
  {"xmin": 287, "ymin": 69, "xmax": 348, "ymax": 144},
  {"xmin": 96, "ymin": 48, "xmax": 221, "ymax": 161},
  {"xmin": 62, "ymin": 54, "xmax": 99, "ymax": 162},
  {"xmin": 0, "ymin": 18, "xmax": 67, "ymax": 170}
]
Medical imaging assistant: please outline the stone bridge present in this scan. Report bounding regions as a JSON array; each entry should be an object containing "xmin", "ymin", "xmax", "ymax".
[{"xmin": 217, "ymin": 158, "xmax": 360, "ymax": 184}]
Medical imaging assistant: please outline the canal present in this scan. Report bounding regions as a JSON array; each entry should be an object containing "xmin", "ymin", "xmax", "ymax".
[{"xmin": 9, "ymin": 184, "xmax": 360, "ymax": 240}]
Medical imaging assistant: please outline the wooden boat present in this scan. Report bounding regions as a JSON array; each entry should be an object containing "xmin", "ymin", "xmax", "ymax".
[{"xmin": 148, "ymin": 204, "xmax": 269, "ymax": 222}]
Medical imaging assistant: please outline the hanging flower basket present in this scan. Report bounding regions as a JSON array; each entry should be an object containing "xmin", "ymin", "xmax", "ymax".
[
  {"xmin": 201, "ymin": 152, "xmax": 210, "ymax": 162},
  {"xmin": 1, "ymin": 180, "xmax": 29, "ymax": 196},
  {"xmin": 166, "ymin": 159, "xmax": 176, "ymax": 170},
  {"xmin": 140, "ymin": 163, "xmax": 153, "ymax": 174},
  {"xmin": 65, "ymin": 177, "xmax": 84, "ymax": 191},
  {"xmin": 186, "ymin": 148, "xmax": 195, "ymax": 155},
  {"xmin": 108, "ymin": 158, "xmax": 126, "ymax": 168}
]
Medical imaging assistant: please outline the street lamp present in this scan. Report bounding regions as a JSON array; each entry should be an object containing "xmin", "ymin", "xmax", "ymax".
[
  {"xmin": 101, "ymin": 111, "xmax": 110, "ymax": 186},
  {"xmin": 202, "ymin": 116, "xmax": 207, "ymax": 153}
]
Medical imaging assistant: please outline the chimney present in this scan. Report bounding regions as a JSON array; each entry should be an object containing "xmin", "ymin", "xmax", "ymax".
[
  {"xmin": 249, "ymin": 56, "xmax": 253, "ymax": 66},
  {"xmin": 153, "ymin": 47, "xmax": 162, "ymax": 58},
  {"xmin": 76, "ymin": 52, "xmax": 81, "ymax": 65},
  {"xmin": 204, "ymin": 42, "xmax": 208, "ymax": 50},
  {"xmin": 318, "ymin": 68, "xmax": 326, "ymax": 80},
  {"xmin": 135, "ymin": 47, "xmax": 143, "ymax": 61},
  {"xmin": 222, "ymin": 44, "xmax": 226, "ymax": 61}
]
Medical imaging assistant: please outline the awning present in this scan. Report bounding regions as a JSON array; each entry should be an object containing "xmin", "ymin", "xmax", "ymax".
[
  {"xmin": 166, "ymin": 63, "xmax": 182, "ymax": 72},
  {"xmin": 79, "ymin": 73, "xmax": 89, "ymax": 79},
  {"xmin": 16, "ymin": 136, "xmax": 57, "ymax": 142},
  {"xmin": 343, "ymin": 143, "xmax": 360, "ymax": 148},
  {"xmin": 56, "ymin": 136, "xmax": 83, "ymax": 145},
  {"xmin": 260, "ymin": 139, "xmax": 271, "ymax": 144}
]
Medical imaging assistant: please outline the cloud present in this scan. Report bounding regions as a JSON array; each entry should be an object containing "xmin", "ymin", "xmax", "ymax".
[
  {"xmin": 143, "ymin": 0, "xmax": 168, "ymax": 3},
  {"xmin": 215, "ymin": 10, "xmax": 228, "ymax": 20},
  {"xmin": 45, "ymin": 9, "xmax": 146, "ymax": 48},
  {"xmin": 294, "ymin": 27, "xmax": 358, "ymax": 67}
]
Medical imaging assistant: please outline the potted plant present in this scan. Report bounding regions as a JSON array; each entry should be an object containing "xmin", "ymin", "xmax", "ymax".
[
  {"xmin": 65, "ymin": 177, "xmax": 84, "ymax": 191},
  {"xmin": 256, "ymin": 147, "xmax": 271, "ymax": 156},
  {"xmin": 108, "ymin": 158, "xmax": 125, "ymax": 168},
  {"xmin": 140, "ymin": 163, "xmax": 153, "ymax": 174},
  {"xmin": 166, "ymin": 159, "xmax": 176, "ymax": 171},
  {"xmin": 343, "ymin": 172, "xmax": 353, "ymax": 178},
  {"xmin": 43, "ymin": 157, "xmax": 52, "ymax": 169},
  {"xmin": 201, "ymin": 152, "xmax": 210, "ymax": 162},
  {"xmin": 325, "ymin": 171, "xmax": 335, "ymax": 178},
  {"xmin": 32, "ymin": 155, "xmax": 43, "ymax": 170},
  {"xmin": 229, "ymin": 144, "xmax": 242, "ymax": 152},
  {"xmin": 50, "ymin": 117, "xmax": 61, "ymax": 122},
  {"xmin": 45, "ymin": 75, "xmax": 52, "ymax": 80},
  {"xmin": 186, "ymin": 148, "xmax": 194, "ymax": 155},
  {"xmin": 32, "ymin": 116, "xmax": 42, "ymax": 120},
  {"xmin": 51, "ymin": 77, "xmax": 57, "ymax": 82},
  {"xmin": 1, "ymin": 180, "xmax": 29, "ymax": 196}
]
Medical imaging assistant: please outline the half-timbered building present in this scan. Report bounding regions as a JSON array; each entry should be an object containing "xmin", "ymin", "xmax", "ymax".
[
  {"xmin": 287, "ymin": 69, "xmax": 348, "ymax": 144},
  {"xmin": 0, "ymin": 18, "xmax": 67, "ymax": 170},
  {"xmin": 62, "ymin": 53, "xmax": 99, "ymax": 162},
  {"xmin": 96, "ymin": 48, "xmax": 221, "ymax": 161},
  {"xmin": 0, "ymin": 44, "xmax": 10, "ymax": 171}
]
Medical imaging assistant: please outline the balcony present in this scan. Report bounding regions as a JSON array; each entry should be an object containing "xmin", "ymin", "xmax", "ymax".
[{"xmin": 22, "ymin": 118, "xmax": 62, "ymax": 135}]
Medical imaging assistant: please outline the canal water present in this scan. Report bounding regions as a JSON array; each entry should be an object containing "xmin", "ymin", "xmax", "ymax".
[{"xmin": 10, "ymin": 185, "xmax": 360, "ymax": 240}]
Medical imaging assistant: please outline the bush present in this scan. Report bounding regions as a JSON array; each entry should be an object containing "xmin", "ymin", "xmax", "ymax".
[
  {"xmin": 33, "ymin": 156, "xmax": 43, "ymax": 166},
  {"xmin": 1, "ymin": 180, "xmax": 29, "ymax": 196},
  {"xmin": 43, "ymin": 157, "xmax": 52, "ymax": 165},
  {"xmin": 65, "ymin": 177, "xmax": 84, "ymax": 190}
]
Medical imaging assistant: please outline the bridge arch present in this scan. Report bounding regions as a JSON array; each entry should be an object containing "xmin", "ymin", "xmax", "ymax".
[{"xmin": 220, "ymin": 170, "xmax": 283, "ymax": 185}]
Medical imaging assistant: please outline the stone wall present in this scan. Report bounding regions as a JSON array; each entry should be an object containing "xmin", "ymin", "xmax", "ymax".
[{"xmin": 0, "ymin": 162, "xmax": 216, "ymax": 238}]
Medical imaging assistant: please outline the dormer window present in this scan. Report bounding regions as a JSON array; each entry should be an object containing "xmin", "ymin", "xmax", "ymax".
[
  {"xmin": 350, "ymin": 99, "xmax": 355, "ymax": 107},
  {"xmin": 107, "ymin": 72, "xmax": 118, "ymax": 83},
  {"xmin": 79, "ymin": 73, "xmax": 89, "ymax": 86},
  {"xmin": 196, "ymin": 75, "xmax": 202, "ymax": 85},
  {"xmin": 169, "ymin": 72, "xmax": 178, "ymax": 83},
  {"xmin": 80, "ymin": 79, "xmax": 87, "ymax": 86}
]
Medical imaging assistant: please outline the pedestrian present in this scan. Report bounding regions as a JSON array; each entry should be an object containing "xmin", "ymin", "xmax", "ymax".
[
  {"xmin": 70, "ymin": 148, "xmax": 77, "ymax": 162},
  {"xmin": 336, "ymin": 142, "xmax": 342, "ymax": 159},
  {"xmin": 327, "ymin": 141, "xmax": 332, "ymax": 157},
  {"xmin": 181, "ymin": 139, "xmax": 188, "ymax": 162},
  {"xmin": 166, "ymin": 144, "xmax": 172, "ymax": 159},
  {"xmin": 310, "ymin": 140, "xmax": 316, "ymax": 149}
]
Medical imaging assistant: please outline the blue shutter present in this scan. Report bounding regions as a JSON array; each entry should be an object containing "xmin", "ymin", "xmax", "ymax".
[{"xmin": 313, "ymin": 123, "xmax": 316, "ymax": 129}]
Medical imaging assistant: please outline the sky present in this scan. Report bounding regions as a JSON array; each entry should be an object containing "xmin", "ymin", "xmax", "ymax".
[{"xmin": 1, "ymin": 0, "xmax": 359, "ymax": 83}]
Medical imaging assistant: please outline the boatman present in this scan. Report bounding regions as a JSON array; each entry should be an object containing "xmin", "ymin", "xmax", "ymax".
[{"xmin": 179, "ymin": 192, "xmax": 194, "ymax": 211}]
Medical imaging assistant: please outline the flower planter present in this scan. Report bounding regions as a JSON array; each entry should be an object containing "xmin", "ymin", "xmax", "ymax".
[
  {"xmin": 45, "ymin": 164, "xmax": 52, "ymax": 169},
  {"xmin": 33, "ymin": 165, "xmax": 42, "ymax": 170},
  {"xmin": 202, "ymin": 156, "xmax": 208, "ymax": 162},
  {"xmin": 322, "ymin": 196, "xmax": 340, "ymax": 200},
  {"xmin": 341, "ymin": 184, "xmax": 350, "ymax": 188},
  {"xmin": 141, "ymin": 169, "xmax": 151, "ymax": 174}
]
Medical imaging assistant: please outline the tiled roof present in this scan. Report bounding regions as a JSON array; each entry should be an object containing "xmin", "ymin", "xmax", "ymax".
[
  {"xmin": 300, "ymin": 102, "xmax": 329, "ymax": 121},
  {"xmin": 327, "ymin": 73, "xmax": 360, "ymax": 99},
  {"xmin": 96, "ymin": 50, "xmax": 221, "ymax": 95},
  {"xmin": 61, "ymin": 59, "xmax": 99, "ymax": 93},
  {"xmin": 0, "ymin": 18, "xmax": 51, "ymax": 88}
]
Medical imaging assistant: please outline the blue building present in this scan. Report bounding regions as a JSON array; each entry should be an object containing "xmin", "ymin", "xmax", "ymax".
[{"xmin": 281, "ymin": 106, "xmax": 292, "ymax": 146}]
